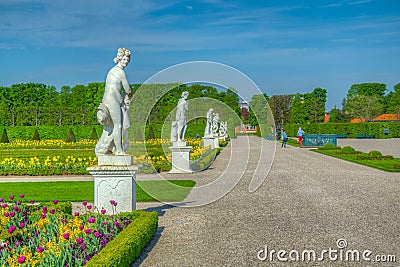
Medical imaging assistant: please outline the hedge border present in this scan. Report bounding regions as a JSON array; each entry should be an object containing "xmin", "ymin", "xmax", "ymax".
[{"xmin": 85, "ymin": 210, "xmax": 158, "ymax": 267}]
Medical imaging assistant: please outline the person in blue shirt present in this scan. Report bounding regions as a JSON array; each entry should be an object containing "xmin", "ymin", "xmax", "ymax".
[
  {"xmin": 281, "ymin": 130, "xmax": 288, "ymax": 148},
  {"xmin": 297, "ymin": 127, "xmax": 305, "ymax": 146}
]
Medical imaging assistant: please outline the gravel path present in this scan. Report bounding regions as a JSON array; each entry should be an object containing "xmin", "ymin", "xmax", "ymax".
[
  {"xmin": 132, "ymin": 136, "xmax": 400, "ymax": 266},
  {"xmin": 338, "ymin": 138, "xmax": 400, "ymax": 158}
]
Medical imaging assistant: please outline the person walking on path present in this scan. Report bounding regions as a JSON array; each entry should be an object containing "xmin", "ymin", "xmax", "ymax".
[
  {"xmin": 297, "ymin": 127, "xmax": 305, "ymax": 147},
  {"xmin": 281, "ymin": 129, "xmax": 288, "ymax": 148}
]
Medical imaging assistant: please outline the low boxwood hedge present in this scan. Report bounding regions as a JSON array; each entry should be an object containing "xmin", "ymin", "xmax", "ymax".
[{"xmin": 86, "ymin": 210, "xmax": 158, "ymax": 267}]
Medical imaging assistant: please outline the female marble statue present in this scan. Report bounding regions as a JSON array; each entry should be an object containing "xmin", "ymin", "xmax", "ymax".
[
  {"xmin": 204, "ymin": 108, "xmax": 213, "ymax": 137},
  {"xmin": 176, "ymin": 91, "xmax": 189, "ymax": 141},
  {"xmin": 95, "ymin": 48, "xmax": 132, "ymax": 155}
]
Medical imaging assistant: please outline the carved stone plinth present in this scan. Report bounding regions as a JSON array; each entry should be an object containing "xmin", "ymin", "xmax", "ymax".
[
  {"xmin": 87, "ymin": 155, "xmax": 139, "ymax": 214},
  {"xmin": 203, "ymin": 136, "xmax": 219, "ymax": 149},
  {"xmin": 213, "ymin": 136, "xmax": 220, "ymax": 148},
  {"xmin": 168, "ymin": 144, "xmax": 193, "ymax": 173}
]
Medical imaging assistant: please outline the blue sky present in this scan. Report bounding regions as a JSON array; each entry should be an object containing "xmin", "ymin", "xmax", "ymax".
[{"xmin": 0, "ymin": 0, "xmax": 399, "ymax": 110}]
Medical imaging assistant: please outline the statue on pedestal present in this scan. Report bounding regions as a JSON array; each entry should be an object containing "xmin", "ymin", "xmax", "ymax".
[
  {"xmin": 212, "ymin": 113, "xmax": 219, "ymax": 136},
  {"xmin": 95, "ymin": 48, "xmax": 133, "ymax": 156},
  {"xmin": 204, "ymin": 108, "xmax": 213, "ymax": 137},
  {"xmin": 171, "ymin": 91, "xmax": 189, "ymax": 142}
]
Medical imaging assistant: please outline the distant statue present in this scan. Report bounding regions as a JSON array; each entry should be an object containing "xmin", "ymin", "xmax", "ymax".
[
  {"xmin": 212, "ymin": 113, "xmax": 219, "ymax": 136},
  {"xmin": 219, "ymin": 121, "xmax": 227, "ymax": 137},
  {"xmin": 204, "ymin": 108, "xmax": 214, "ymax": 137},
  {"xmin": 171, "ymin": 91, "xmax": 189, "ymax": 142},
  {"xmin": 95, "ymin": 48, "xmax": 133, "ymax": 156}
]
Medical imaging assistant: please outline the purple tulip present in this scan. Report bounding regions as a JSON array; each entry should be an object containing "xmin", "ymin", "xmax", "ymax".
[
  {"xmin": 16, "ymin": 201, "xmax": 21, "ymax": 205},
  {"xmin": 62, "ymin": 218, "xmax": 66, "ymax": 224},
  {"xmin": 49, "ymin": 209, "xmax": 55, "ymax": 214},
  {"xmin": 9, "ymin": 211, "xmax": 15, "ymax": 217},
  {"xmin": 79, "ymin": 225, "xmax": 84, "ymax": 230},
  {"xmin": 13, "ymin": 206, "xmax": 18, "ymax": 211},
  {"xmin": 76, "ymin": 238, "xmax": 83, "ymax": 244},
  {"xmin": 93, "ymin": 231, "xmax": 100, "ymax": 238},
  {"xmin": 4, "ymin": 212, "xmax": 9, "ymax": 217},
  {"xmin": 62, "ymin": 233, "xmax": 70, "ymax": 239},
  {"xmin": 41, "ymin": 214, "xmax": 46, "ymax": 219},
  {"xmin": 19, "ymin": 194, "xmax": 24, "ymax": 199},
  {"xmin": 103, "ymin": 221, "xmax": 108, "ymax": 225},
  {"xmin": 53, "ymin": 199, "xmax": 58, "ymax": 204},
  {"xmin": 88, "ymin": 217, "xmax": 96, "ymax": 223},
  {"xmin": 87, "ymin": 205, "xmax": 92, "ymax": 210},
  {"xmin": 82, "ymin": 201, "xmax": 87, "ymax": 206},
  {"xmin": 84, "ymin": 228, "xmax": 92, "ymax": 235},
  {"xmin": 1, "ymin": 203, "xmax": 6, "ymax": 208},
  {"xmin": 101, "ymin": 209, "xmax": 106, "ymax": 215},
  {"xmin": 19, "ymin": 222, "xmax": 25, "ymax": 228},
  {"xmin": 30, "ymin": 199, "xmax": 35, "ymax": 204},
  {"xmin": 8, "ymin": 225, "xmax": 16, "ymax": 234},
  {"xmin": 74, "ymin": 212, "xmax": 80, "ymax": 216},
  {"xmin": 37, "ymin": 246, "xmax": 45, "ymax": 253},
  {"xmin": 114, "ymin": 221, "xmax": 120, "ymax": 227},
  {"xmin": 0, "ymin": 198, "xmax": 3, "ymax": 202},
  {"xmin": 18, "ymin": 256, "xmax": 26, "ymax": 264},
  {"xmin": 9, "ymin": 195, "xmax": 14, "ymax": 200}
]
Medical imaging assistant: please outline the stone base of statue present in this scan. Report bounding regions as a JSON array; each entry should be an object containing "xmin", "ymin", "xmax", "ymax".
[
  {"xmin": 203, "ymin": 136, "xmax": 215, "ymax": 149},
  {"xmin": 213, "ymin": 136, "xmax": 220, "ymax": 148},
  {"xmin": 168, "ymin": 142, "xmax": 193, "ymax": 173},
  {"xmin": 87, "ymin": 155, "xmax": 139, "ymax": 214}
]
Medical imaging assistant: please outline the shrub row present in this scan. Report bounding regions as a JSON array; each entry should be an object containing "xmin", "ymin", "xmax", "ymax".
[
  {"xmin": 285, "ymin": 122, "xmax": 400, "ymax": 138},
  {"xmin": 0, "ymin": 126, "xmax": 103, "ymax": 140},
  {"xmin": 86, "ymin": 210, "xmax": 158, "ymax": 267}
]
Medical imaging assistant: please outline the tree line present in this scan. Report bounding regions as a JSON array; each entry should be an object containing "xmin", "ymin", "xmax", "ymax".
[
  {"xmin": 248, "ymin": 83, "xmax": 400, "ymax": 133},
  {"xmin": 0, "ymin": 83, "xmax": 240, "ymax": 127}
]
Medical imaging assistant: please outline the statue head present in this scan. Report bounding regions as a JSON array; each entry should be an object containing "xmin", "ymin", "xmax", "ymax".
[
  {"xmin": 182, "ymin": 91, "xmax": 189, "ymax": 99},
  {"xmin": 114, "ymin": 48, "xmax": 131, "ymax": 65}
]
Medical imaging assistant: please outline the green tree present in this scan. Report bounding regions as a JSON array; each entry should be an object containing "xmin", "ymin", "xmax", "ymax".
[
  {"xmin": 268, "ymin": 95, "xmax": 291, "ymax": 135},
  {"xmin": 386, "ymin": 83, "xmax": 400, "ymax": 117}
]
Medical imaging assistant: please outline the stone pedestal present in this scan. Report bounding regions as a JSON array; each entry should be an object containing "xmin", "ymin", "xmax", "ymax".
[
  {"xmin": 87, "ymin": 155, "xmax": 139, "ymax": 214},
  {"xmin": 168, "ymin": 142, "xmax": 193, "ymax": 173},
  {"xmin": 203, "ymin": 136, "xmax": 215, "ymax": 149},
  {"xmin": 213, "ymin": 136, "xmax": 220, "ymax": 148}
]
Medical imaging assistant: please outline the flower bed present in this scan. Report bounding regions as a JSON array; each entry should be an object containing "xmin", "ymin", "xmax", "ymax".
[
  {"xmin": 0, "ymin": 138, "xmax": 224, "ymax": 175},
  {"xmin": 0, "ymin": 194, "xmax": 158, "ymax": 266}
]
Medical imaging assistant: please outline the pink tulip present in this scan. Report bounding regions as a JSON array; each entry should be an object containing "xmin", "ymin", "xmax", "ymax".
[
  {"xmin": 87, "ymin": 205, "xmax": 92, "ymax": 210},
  {"xmin": 19, "ymin": 194, "xmax": 24, "ymax": 199},
  {"xmin": 76, "ymin": 238, "xmax": 83, "ymax": 244},
  {"xmin": 84, "ymin": 229, "xmax": 92, "ymax": 235},
  {"xmin": 101, "ymin": 209, "xmax": 106, "ymax": 215},
  {"xmin": 88, "ymin": 217, "xmax": 96, "ymax": 223},
  {"xmin": 37, "ymin": 246, "xmax": 45, "ymax": 253},
  {"xmin": 30, "ymin": 199, "xmax": 35, "ymax": 204},
  {"xmin": 18, "ymin": 256, "xmax": 26, "ymax": 264},
  {"xmin": 9, "ymin": 195, "xmax": 14, "ymax": 200},
  {"xmin": 93, "ymin": 231, "xmax": 100, "ymax": 238},
  {"xmin": 49, "ymin": 209, "xmax": 55, "ymax": 214},
  {"xmin": 74, "ymin": 212, "xmax": 80, "ymax": 216},
  {"xmin": 82, "ymin": 201, "xmax": 87, "ymax": 206},
  {"xmin": 62, "ymin": 233, "xmax": 70, "ymax": 239},
  {"xmin": 53, "ymin": 199, "xmax": 58, "ymax": 204}
]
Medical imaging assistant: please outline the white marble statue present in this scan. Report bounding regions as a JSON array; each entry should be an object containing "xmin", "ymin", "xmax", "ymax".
[
  {"xmin": 175, "ymin": 91, "xmax": 189, "ymax": 141},
  {"xmin": 95, "ymin": 48, "xmax": 133, "ymax": 156},
  {"xmin": 212, "ymin": 113, "xmax": 219, "ymax": 136},
  {"xmin": 204, "ymin": 108, "xmax": 213, "ymax": 137},
  {"xmin": 219, "ymin": 121, "xmax": 227, "ymax": 137}
]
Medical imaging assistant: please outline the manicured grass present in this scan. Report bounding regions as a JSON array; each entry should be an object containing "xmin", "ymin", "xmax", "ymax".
[
  {"xmin": 313, "ymin": 149, "xmax": 400, "ymax": 172},
  {"xmin": 0, "ymin": 180, "xmax": 195, "ymax": 202}
]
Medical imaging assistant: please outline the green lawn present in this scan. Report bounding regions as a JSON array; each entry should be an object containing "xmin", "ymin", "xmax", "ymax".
[
  {"xmin": 0, "ymin": 180, "xmax": 195, "ymax": 202},
  {"xmin": 313, "ymin": 149, "xmax": 400, "ymax": 172}
]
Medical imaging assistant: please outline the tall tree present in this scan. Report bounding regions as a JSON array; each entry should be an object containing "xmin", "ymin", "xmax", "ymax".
[{"xmin": 268, "ymin": 95, "xmax": 291, "ymax": 135}]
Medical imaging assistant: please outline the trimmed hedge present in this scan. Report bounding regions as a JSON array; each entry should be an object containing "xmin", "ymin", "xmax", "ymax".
[
  {"xmin": 285, "ymin": 122, "xmax": 400, "ymax": 138},
  {"xmin": 86, "ymin": 210, "xmax": 158, "ymax": 267},
  {"xmin": 0, "ymin": 126, "xmax": 103, "ymax": 140}
]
